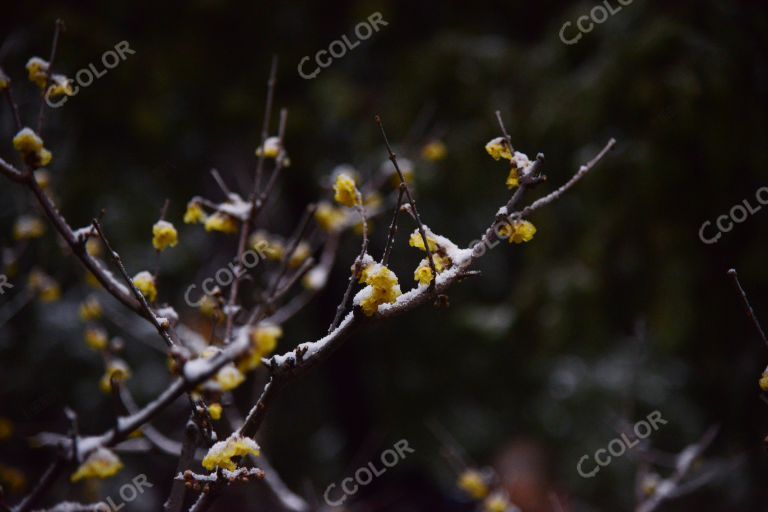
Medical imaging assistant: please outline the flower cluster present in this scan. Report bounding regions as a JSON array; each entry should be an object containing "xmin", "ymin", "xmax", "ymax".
[
  {"xmin": 202, "ymin": 434, "xmax": 260, "ymax": 471},
  {"xmin": 496, "ymin": 219, "xmax": 536, "ymax": 244},
  {"xmin": 408, "ymin": 229, "xmax": 453, "ymax": 286},
  {"xmin": 12, "ymin": 127, "xmax": 52, "ymax": 167},
  {"xmin": 354, "ymin": 260, "xmax": 402, "ymax": 316},
  {"xmin": 485, "ymin": 137, "xmax": 535, "ymax": 191},
  {"xmin": 497, "ymin": 219, "xmax": 536, "ymax": 244}
]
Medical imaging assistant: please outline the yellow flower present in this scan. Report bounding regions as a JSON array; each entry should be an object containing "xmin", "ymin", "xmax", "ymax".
[
  {"xmin": 250, "ymin": 323, "xmax": 283, "ymax": 355},
  {"xmin": 413, "ymin": 254, "xmax": 450, "ymax": 286},
  {"xmin": 421, "ymin": 140, "xmax": 447, "ymax": 161},
  {"xmin": 85, "ymin": 272, "xmax": 101, "ymax": 289},
  {"xmin": 79, "ymin": 297, "xmax": 102, "ymax": 321},
  {"xmin": 0, "ymin": 463, "xmax": 26, "ymax": 494},
  {"xmin": 408, "ymin": 230, "xmax": 438, "ymax": 252},
  {"xmin": 255, "ymin": 136, "xmax": 281, "ymax": 159},
  {"xmin": 12, "ymin": 216, "xmax": 45, "ymax": 240},
  {"xmin": 289, "ymin": 242, "xmax": 311, "ymax": 269},
  {"xmin": 483, "ymin": 493, "xmax": 512, "ymax": 512},
  {"xmin": 314, "ymin": 202, "xmax": 346, "ymax": 232},
  {"xmin": 457, "ymin": 469, "xmax": 489, "ymax": 500},
  {"xmin": 70, "ymin": 447, "xmax": 123, "ymax": 483},
  {"xmin": 199, "ymin": 295, "xmax": 223, "ymax": 322},
  {"xmin": 152, "ymin": 220, "xmax": 178, "ymax": 251},
  {"xmin": 357, "ymin": 264, "xmax": 401, "ymax": 316},
  {"xmin": 34, "ymin": 169, "xmax": 51, "ymax": 189},
  {"xmin": 36, "ymin": 148, "xmax": 52, "ymax": 167},
  {"xmin": 12, "ymin": 128, "xmax": 43, "ymax": 154},
  {"xmin": 333, "ymin": 173, "xmax": 360, "ymax": 207},
  {"xmin": 250, "ymin": 232, "xmax": 284, "ymax": 261},
  {"xmin": 640, "ymin": 473, "xmax": 661, "ymax": 497},
  {"xmin": 99, "ymin": 360, "xmax": 131, "ymax": 394},
  {"xmin": 0, "ymin": 68, "xmax": 9, "ymax": 91},
  {"xmin": 498, "ymin": 219, "xmax": 536, "ymax": 244},
  {"xmin": 26, "ymin": 57, "xmax": 49, "ymax": 89},
  {"xmin": 208, "ymin": 403, "xmax": 222, "ymax": 421},
  {"xmin": 132, "ymin": 271, "xmax": 157, "ymax": 302},
  {"xmin": 215, "ymin": 364, "xmax": 245, "ymax": 392},
  {"xmin": 85, "ymin": 238, "xmax": 103, "ymax": 257},
  {"xmin": 506, "ymin": 167, "xmax": 519, "ymax": 189},
  {"xmin": 759, "ymin": 371, "xmax": 768, "ymax": 392},
  {"xmin": 485, "ymin": 137, "xmax": 512, "ymax": 162},
  {"xmin": 202, "ymin": 434, "xmax": 260, "ymax": 471},
  {"xmin": 28, "ymin": 270, "xmax": 60, "ymax": 302},
  {"xmin": 183, "ymin": 201, "xmax": 207, "ymax": 224},
  {"xmin": 12, "ymin": 127, "xmax": 51, "ymax": 167},
  {"xmin": 84, "ymin": 327, "xmax": 108, "ymax": 351},
  {"xmin": 47, "ymin": 74, "xmax": 74, "ymax": 98},
  {"xmin": 204, "ymin": 212, "xmax": 238, "ymax": 234},
  {"xmin": 0, "ymin": 417, "xmax": 13, "ymax": 441},
  {"xmin": 414, "ymin": 265, "xmax": 433, "ymax": 286}
]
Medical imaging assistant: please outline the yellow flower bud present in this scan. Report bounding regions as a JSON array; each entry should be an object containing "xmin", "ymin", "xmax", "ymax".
[
  {"xmin": 183, "ymin": 201, "xmax": 207, "ymax": 224},
  {"xmin": 132, "ymin": 271, "xmax": 157, "ymax": 302},
  {"xmin": 12, "ymin": 216, "xmax": 45, "ymax": 240},
  {"xmin": 152, "ymin": 220, "xmax": 178, "ymax": 251},
  {"xmin": 84, "ymin": 327, "xmax": 108, "ymax": 351},
  {"xmin": 70, "ymin": 448, "xmax": 123, "ymax": 482},
  {"xmin": 485, "ymin": 137, "xmax": 512, "ymax": 162},
  {"xmin": 204, "ymin": 212, "xmax": 238, "ymax": 234},
  {"xmin": 208, "ymin": 403, "xmax": 222, "ymax": 421},
  {"xmin": 25, "ymin": 57, "xmax": 49, "ymax": 89},
  {"xmin": 202, "ymin": 434, "xmax": 260, "ymax": 471},
  {"xmin": 421, "ymin": 140, "xmax": 447, "ymax": 161},
  {"xmin": 333, "ymin": 173, "xmax": 360, "ymax": 207},
  {"xmin": 457, "ymin": 469, "xmax": 489, "ymax": 500}
]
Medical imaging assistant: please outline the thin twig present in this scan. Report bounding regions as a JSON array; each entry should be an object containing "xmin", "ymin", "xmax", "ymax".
[
  {"xmin": 254, "ymin": 55, "xmax": 278, "ymax": 196},
  {"xmin": 12, "ymin": 459, "xmax": 64, "ymax": 512},
  {"xmin": 3, "ymin": 88, "xmax": 23, "ymax": 132},
  {"xmin": 728, "ymin": 268, "xmax": 768, "ymax": 349},
  {"xmin": 328, "ymin": 192, "xmax": 368, "ymax": 333},
  {"xmin": 37, "ymin": 19, "xmax": 64, "ymax": 135},
  {"xmin": 210, "ymin": 169, "xmax": 231, "ymax": 197},
  {"xmin": 224, "ymin": 108, "xmax": 288, "ymax": 341},
  {"xmin": 92, "ymin": 218, "xmax": 174, "ymax": 347},
  {"xmin": 375, "ymin": 115, "xmax": 437, "ymax": 294},
  {"xmin": 382, "ymin": 184, "xmax": 406, "ymax": 266},
  {"xmin": 517, "ymin": 139, "xmax": 616, "ymax": 216}
]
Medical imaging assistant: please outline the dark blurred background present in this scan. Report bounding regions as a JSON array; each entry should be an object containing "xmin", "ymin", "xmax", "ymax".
[{"xmin": 1, "ymin": 0, "xmax": 767, "ymax": 510}]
